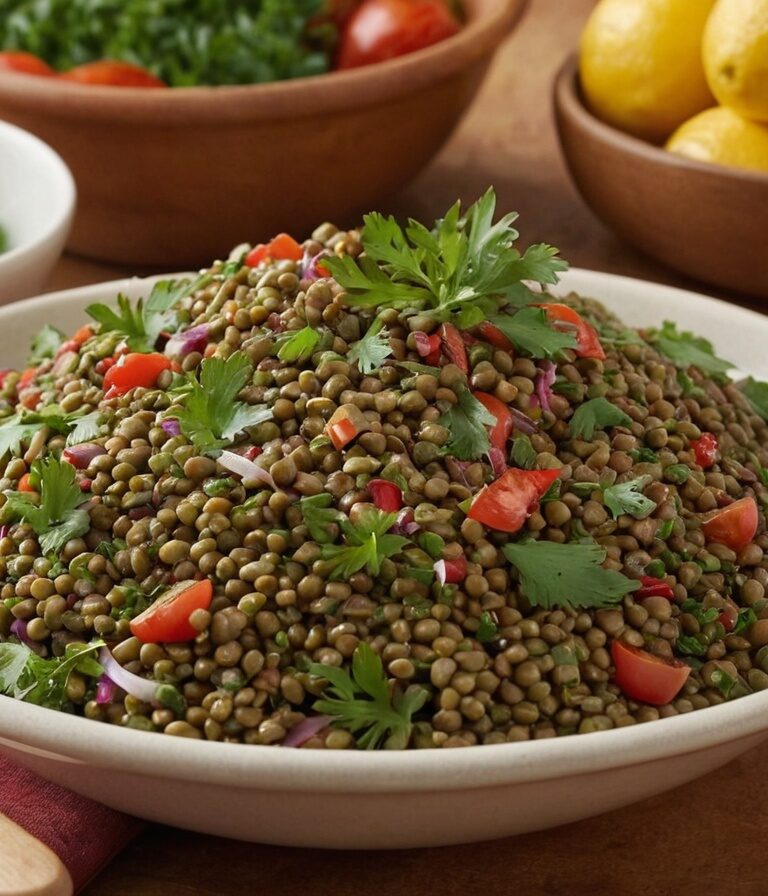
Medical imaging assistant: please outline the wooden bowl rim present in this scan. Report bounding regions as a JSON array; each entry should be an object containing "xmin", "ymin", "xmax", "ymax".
[
  {"xmin": 554, "ymin": 54, "xmax": 768, "ymax": 189},
  {"xmin": 0, "ymin": 0, "xmax": 528, "ymax": 124}
]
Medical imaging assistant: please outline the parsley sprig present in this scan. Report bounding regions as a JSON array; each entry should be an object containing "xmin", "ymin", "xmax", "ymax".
[
  {"xmin": 309, "ymin": 642, "xmax": 428, "ymax": 749},
  {"xmin": 1, "ymin": 457, "xmax": 90, "ymax": 555},
  {"xmin": 348, "ymin": 317, "xmax": 393, "ymax": 375},
  {"xmin": 569, "ymin": 397, "xmax": 632, "ymax": 441},
  {"xmin": 648, "ymin": 321, "xmax": 732, "ymax": 382},
  {"xmin": 321, "ymin": 508, "xmax": 408, "ymax": 579},
  {"xmin": 86, "ymin": 274, "xmax": 211, "ymax": 353},
  {"xmin": 275, "ymin": 326, "xmax": 321, "ymax": 363},
  {"xmin": 171, "ymin": 351, "xmax": 272, "ymax": 455},
  {"xmin": 0, "ymin": 639, "xmax": 103, "ymax": 710},
  {"xmin": 28, "ymin": 324, "xmax": 64, "ymax": 365},
  {"xmin": 299, "ymin": 493, "xmax": 344, "ymax": 544},
  {"xmin": 503, "ymin": 541, "xmax": 639, "ymax": 610},
  {"xmin": 602, "ymin": 476, "xmax": 656, "ymax": 520},
  {"xmin": 0, "ymin": 406, "xmax": 102, "ymax": 457},
  {"xmin": 438, "ymin": 384, "xmax": 495, "ymax": 461}
]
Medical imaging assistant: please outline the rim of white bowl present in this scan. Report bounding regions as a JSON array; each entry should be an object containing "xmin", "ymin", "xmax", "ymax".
[
  {"xmin": 0, "ymin": 119, "xmax": 76, "ymax": 265},
  {"xmin": 1, "ymin": 268, "xmax": 768, "ymax": 794}
]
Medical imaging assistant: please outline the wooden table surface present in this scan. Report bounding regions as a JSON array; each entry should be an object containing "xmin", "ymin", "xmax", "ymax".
[{"xmin": 39, "ymin": 1, "xmax": 761, "ymax": 893}]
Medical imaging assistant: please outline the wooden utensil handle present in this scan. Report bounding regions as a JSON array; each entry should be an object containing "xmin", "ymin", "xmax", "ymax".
[{"xmin": 0, "ymin": 812, "xmax": 73, "ymax": 896}]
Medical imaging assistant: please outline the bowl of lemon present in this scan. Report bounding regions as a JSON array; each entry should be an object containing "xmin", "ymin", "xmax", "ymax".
[{"xmin": 554, "ymin": 0, "xmax": 768, "ymax": 300}]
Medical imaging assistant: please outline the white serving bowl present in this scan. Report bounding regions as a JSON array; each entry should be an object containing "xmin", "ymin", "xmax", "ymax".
[
  {"xmin": 0, "ymin": 119, "xmax": 75, "ymax": 304},
  {"xmin": 1, "ymin": 268, "xmax": 767, "ymax": 848}
]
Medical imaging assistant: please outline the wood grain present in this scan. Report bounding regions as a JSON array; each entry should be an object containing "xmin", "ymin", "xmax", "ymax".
[
  {"xmin": 35, "ymin": 1, "xmax": 763, "ymax": 893},
  {"xmin": 0, "ymin": 814, "xmax": 72, "ymax": 896}
]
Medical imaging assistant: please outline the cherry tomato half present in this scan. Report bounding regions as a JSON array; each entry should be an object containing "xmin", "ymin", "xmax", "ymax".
[
  {"xmin": 338, "ymin": 0, "xmax": 461, "ymax": 69},
  {"xmin": 538, "ymin": 304, "xmax": 606, "ymax": 361},
  {"xmin": 474, "ymin": 391, "xmax": 513, "ymax": 454},
  {"xmin": 612, "ymin": 640, "xmax": 690, "ymax": 706},
  {"xmin": 468, "ymin": 467, "xmax": 560, "ymax": 534},
  {"xmin": 61, "ymin": 61, "xmax": 166, "ymax": 88},
  {"xmin": 102, "ymin": 352, "xmax": 171, "ymax": 398},
  {"xmin": 701, "ymin": 497, "xmax": 759, "ymax": 554},
  {"xmin": 130, "ymin": 580, "xmax": 214, "ymax": 643},
  {"xmin": 0, "ymin": 51, "xmax": 55, "ymax": 76}
]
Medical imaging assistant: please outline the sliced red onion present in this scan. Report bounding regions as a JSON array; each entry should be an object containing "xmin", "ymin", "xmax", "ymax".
[
  {"xmin": 281, "ymin": 714, "xmax": 333, "ymax": 748},
  {"xmin": 487, "ymin": 446, "xmax": 507, "ymax": 479},
  {"xmin": 99, "ymin": 647, "xmax": 158, "ymax": 705},
  {"xmin": 301, "ymin": 250, "xmax": 332, "ymax": 283},
  {"xmin": 219, "ymin": 450, "xmax": 276, "ymax": 489},
  {"xmin": 62, "ymin": 443, "xmax": 107, "ymax": 470},
  {"xmin": 0, "ymin": 525, "xmax": 9, "ymax": 540},
  {"xmin": 446, "ymin": 457, "xmax": 473, "ymax": 487},
  {"xmin": 10, "ymin": 619, "xmax": 31, "ymax": 645},
  {"xmin": 164, "ymin": 323, "xmax": 210, "ymax": 360},
  {"xmin": 391, "ymin": 507, "xmax": 420, "ymax": 536},
  {"xmin": 510, "ymin": 408, "xmax": 538, "ymax": 435},
  {"xmin": 95, "ymin": 674, "xmax": 119, "ymax": 705},
  {"xmin": 161, "ymin": 419, "xmax": 181, "ymax": 437},
  {"xmin": 534, "ymin": 361, "xmax": 556, "ymax": 414},
  {"xmin": 413, "ymin": 331, "xmax": 440, "ymax": 359},
  {"xmin": 434, "ymin": 556, "xmax": 467, "ymax": 585},
  {"xmin": 266, "ymin": 312, "xmax": 285, "ymax": 333}
]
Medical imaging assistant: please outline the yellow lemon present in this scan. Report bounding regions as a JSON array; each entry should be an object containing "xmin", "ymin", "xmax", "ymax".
[
  {"xmin": 666, "ymin": 106, "xmax": 768, "ymax": 173},
  {"xmin": 580, "ymin": 0, "xmax": 715, "ymax": 143},
  {"xmin": 703, "ymin": 0, "xmax": 768, "ymax": 123}
]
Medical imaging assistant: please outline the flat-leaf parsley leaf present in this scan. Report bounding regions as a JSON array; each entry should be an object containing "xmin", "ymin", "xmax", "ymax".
[
  {"xmin": 569, "ymin": 397, "xmax": 632, "ymax": 441},
  {"xmin": 439, "ymin": 383, "xmax": 496, "ymax": 461}
]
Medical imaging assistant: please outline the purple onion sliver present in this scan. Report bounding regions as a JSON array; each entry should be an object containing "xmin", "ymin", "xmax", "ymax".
[
  {"xmin": 534, "ymin": 361, "xmax": 556, "ymax": 414},
  {"xmin": 301, "ymin": 250, "xmax": 331, "ymax": 283},
  {"xmin": 10, "ymin": 619, "xmax": 30, "ymax": 645},
  {"xmin": 95, "ymin": 674, "xmax": 119, "ymax": 705},
  {"xmin": 0, "ymin": 525, "xmax": 8, "ymax": 540},
  {"xmin": 164, "ymin": 324, "xmax": 210, "ymax": 360},
  {"xmin": 510, "ymin": 408, "xmax": 537, "ymax": 435},
  {"xmin": 281, "ymin": 715, "xmax": 334, "ymax": 748},
  {"xmin": 392, "ymin": 508, "xmax": 420, "ymax": 537},
  {"xmin": 487, "ymin": 446, "xmax": 507, "ymax": 479},
  {"xmin": 161, "ymin": 419, "xmax": 181, "ymax": 437}
]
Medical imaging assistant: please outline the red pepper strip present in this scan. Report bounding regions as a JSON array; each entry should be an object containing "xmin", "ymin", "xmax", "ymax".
[
  {"xmin": 476, "ymin": 323, "xmax": 513, "ymax": 351},
  {"xmin": 473, "ymin": 391, "xmax": 513, "ymax": 454},
  {"xmin": 102, "ymin": 352, "xmax": 171, "ymax": 399},
  {"xmin": 538, "ymin": 303, "xmax": 606, "ymax": 361},
  {"xmin": 690, "ymin": 432, "xmax": 718, "ymax": 469},
  {"xmin": 635, "ymin": 575, "xmax": 674, "ymax": 600},
  {"xmin": 468, "ymin": 467, "xmax": 560, "ymax": 534},
  {"xmin": 368, "ymin": 478, "xmax": 403, "ymax": 512},
  {"xmin": 439, "ymin": 323, "xmax": 468, "ymax": 374},
  {"xmin": 246, "ymin": 233, "xmax": 304, "ymax": 268}
]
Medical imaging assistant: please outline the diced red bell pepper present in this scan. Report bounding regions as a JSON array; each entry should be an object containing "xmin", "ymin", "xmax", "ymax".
[
  {"xmin": 325, "ymin": 404, "xmax": 370, "ymax": 451},
  {"xmin": 473, "ymin": 391, "xmax": 513, "ymax": 453},
  {"xmin": 468, "ymin": 467, "xmax": 560, "ymax": 533},
  {"xmin": 611, "ymin": 640, "xmax": 690, "ymax": 706},
  {"xmin": 246, "ymin": 233, "xmax": 303, "ymax": 268},
  {"xmin": 701, "ymin": 497, "xmax": 758, "ymax": 554},
  {"xmin": 477, "ymin": 323, "xmax": 513, "ymax": 351},
  {"xmin": 434, "ymin": 556, "xmax": 467, "ymax": 584},
  {"xmin": 635, "ymin": 575, "xmax": 674, "ymax": 600},
  {"xmin": 538, "ymin": 303, "xmax": 606, "ymax": 361},
  {"xmin": 413, "ymin": 331, "xmax": 441, "ymax": 366},
  {"xmin": 368, "ymin": 478, "xmax": 403, "ymax": 512},
  {"xmin": 690, "ymin": 432, "xmax": 718, "ymax": 469},
  {"xmin": 102, "ymin": 352, "xmax": 171, "ymax": 398},
  {"xmin": 439, "ymin": 323, "xmax": 468, "ymax": 374}
]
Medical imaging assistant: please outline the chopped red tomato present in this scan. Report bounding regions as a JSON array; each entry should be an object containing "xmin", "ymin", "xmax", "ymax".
[
  {"xmin": 718, "ymin": 605, "xmax": 738, "ymax": 633},
  {"xmin": 413, "ymin": 331, "xmax": 441, "ymax": 366},
  {"xmin": 468, "ymin": 467, "xmax": 560, "ymax": 533},
  {"xmin": 130, "ymin": 580, "xmax": 213, "ymax": 643},
  {"xmin": 474, "ymin": 391, "xmax": 513, "ymax": 453},
  {"xmin": 19, "ymin": 389, "xmax": 41, "ymax": 410},
  {"xmin": 538, "ymin": 303, "xmax": 606, "ymax": 361},
  {"xmin": 434, "ymin": 556, "xmax": 467, "ymax": 584},
  {"xmin": 0, "ymin": 51, "xmax": 55, "ymax": 76},
  {"xmin": 0, "ymin": 369, "xmax": 13, "ymax": 388},
  {"xmin": 17, "ymin": 367, "xmax": 37, "ymax": 390},
  {"xmin": 102, "ymin": 352, "xmax": 171, "ymax": 398},
  {"xmin": 701, "ymin": 497, "xmax": 759, "ymax": 554},
  {"xmin": 338, "ymin": 0, "xmax": 461, "ymax": 69},
  {"xmin": 17, "ymin": 473, "xmax": 34, "ymax": 493},
  {"xmin": 690, "ymin": 432, "xmax": 718, "ymax": 469},
  {"xmin": 368, "ymin": 478, "xmax": 403, "ymax": 512},
  {"xmin": 477, "ymin": 323, "xmax": 513, "ymax": 351},
  {"xmin": 246, "ymin": 233, "xmax": 303, "ymax": 268},
  {"xmin": 72, "ymin": 324, "xmax": 95, "ymax": 346},
  {"xmin": 612, "ymin": 640, "xmax": 690, "ymax": 706},
  {"xmin": 635, "ymin": 575, "xmax": 674, "ymax": 600},
  {"xmin": 61, "ymin": 61, "xmax": 166, "ymax": 87},
  {"xmin": 439, "ymin": 323, "xmax": 468, "ymax": 374}
]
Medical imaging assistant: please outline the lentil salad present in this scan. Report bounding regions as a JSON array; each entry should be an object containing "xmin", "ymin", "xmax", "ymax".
[{"xmin": 1, "ymin": 191, "xmax": 768, "ymax": 750}]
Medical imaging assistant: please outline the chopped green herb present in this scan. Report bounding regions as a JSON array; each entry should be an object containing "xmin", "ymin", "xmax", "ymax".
[
  {"xmin": 680, "ymin": 599, "xmax": 720, "ymax": 627},
  {"xmin": 347, "ymin": 317, "xmax": 393, "ymax": 375},
  {"xmin": 299, "ymin": 493, "xmax": 344, "ymax": 544},
  {"xmin": 710, "ymin": 668, "xmax": 736, "ymax": 699},
  {"xmin": 510, "ymin": 435, "xmax": 537, "ymax": 470},
  {"xmin": 540, "ymin": 479, "xmax": 562, "ymax": 503},
  {"xmin": 309, "ymin": 642, "xmax": 428, "ymax": 750},
  {"xmin": 657, "ymin": 518, "xmax": 675, "ymax": 540},
  {"xmin": 275, "ymin": 326, "xmax": 321, "ymax": 363},
  {"xmin": 439, "ymin": 383, "xmax": 495, "ymax": 461},
  {"xmin": 677, "ymin": 369, "xmax": 705, "ymax": 400},
  {"xmin": 65, "ymin": 411, "xmax": 103, "ymax": 447},
  {"xmin": 664, "ymin": 464, "xmax": 691, "ymax": 484},
  {"xmin": 476, "ymin": 611, "xmax": 498, "ymax": 643},
  {"xmin": 28, "ymin": 324, "xmax": 64, "ymax": 365},
  {"xmin": 602, "ymin": 476, "xmax": 655, "ymax": 520},
  {"xmin": 631, "ymin": 446, "xmax": 658, "ymax": 463},
  {"xmin": 502, "ymin": 540, "xmax": 639, "ymax": 610},
  {"xmin": 553, "ymin": 379, "xmax": 584, "ymax": 401},
  {"xmin": 675, "ymin": 634, "xmax": 708, "ymax": 657},
  {"xmin": 322, "ymin": 508, "xmax": 408, "ymax": 580},
  {"xmin": 203, "ymin": 477, "xmax": 236, "ymax": 498},
  {"xmin": 487, "ymin": 306, "xmax": 577, "ymax": 359},
  {"xmin": 569, "ymin": 398, "xmax": 632, "ymax": 441},
  {"xmin": 734, "ymin": 607, "xmax": 758, "ymax": 635},
  {"xmin": 648, "ymin": 321, "xmax": 732, "ymax": 382},
  {"xmin": 742, "ymin": 377, "xmax": 768, "ymax": 422},
  {"xmin": 155, "ymin": 683, "xmax": 186, "ymax": 715},
  {"xmin": 418, "ymin": 531, "xmax": 445, "ymax": 559},
  {"xmin": 0, "ymin": 639, "xmax": 103, "ymax": 710}
]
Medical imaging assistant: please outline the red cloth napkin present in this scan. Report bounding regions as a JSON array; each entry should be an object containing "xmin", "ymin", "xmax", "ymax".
[{"xmin": 0, "ymin": 756, "xmax": 142, "ymax": 892}]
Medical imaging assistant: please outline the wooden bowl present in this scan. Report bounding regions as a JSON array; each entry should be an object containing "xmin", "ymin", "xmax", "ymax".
[
  {"xmin": 554, "ymin": 56, "xmax": 768, "ymax": 300},
  {"xmin": 0, "ymin": 0, "xmax": 526, "ymax": 268}
]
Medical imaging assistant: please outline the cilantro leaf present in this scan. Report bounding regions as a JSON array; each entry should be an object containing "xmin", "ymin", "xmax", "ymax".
[
  {"xmin": 324, "ymin": 189, "xmax": 567, "ymax": 322},
  {"xmin": 742, "ymin": 377, "xmax": 768, "ymax": 421},
  {"xmin": 510, "ymin": 435, "xmax": 537, "ymax": 470},
  {"xmin": 602, "ymin": 476, "xmax": 655, "ymax": 520},
  {"xmin": 28, "ymin": 324, "xmax": 64, "ymax": 365},
  {"xmin": 86, "ymin": 274, "xmax": 211, "ymax": 352},
  {"xmin": 0, "ymin": 407, "xmax": 103, "ymax": 456},
  {"xmin": 276, "ymin": 326, "xmax": 321, "ymax": 363},
  {"xmin": 0, "ymin": 418, "xmax": 40, "ymax": 459},
  {"xmin": 65, "ymin": 411, "xmax": 103, "ymax": 447},
  {"xmin": 488, "ymin": 306, "xmax": 577, "ymax": 359},
  {"xmin": 439, "ymin": 384, "xmax": 495, "ymax": 461},
  {"xmin": 648, "ymin": 321, "xmax": 732, "ymax": 382},
  {"xmin": 0, "ymin": 639, "xmax": 103, "ymax": 710},
  {"xmin": 322, "ymin": 508, "xmax": 408, "ymax": 579},
  {"xmin": 476, "ymin": 611, "xmax": 499, "ymax": 643},
  {"xmin": 347, "ymin": 318, "xmax": 393, "ymax": 375},
  {"xmin": 502, "ymin": 540, "xmax": 639, "ymax": 610},
  {"xmin": 1, "ymin": 456, "xmax": 90, "ymax": 556},
  {"xmin": 569, "ymin": 397, "xmax": 632, "ymax": 441},
  {"xmin": 299, "ymin": 493, "xmax": 344, "ymax": 544},
  {"xmin": 174, "ymin": 351, "xmax": 271, "ymax": 454},
  {"xmin": 675, "ymin": 634, "xmax": 708, "ymax": 657},
  {"xmin": 309, "ymin": 642, "xmax": 428, "ymax": 749}
]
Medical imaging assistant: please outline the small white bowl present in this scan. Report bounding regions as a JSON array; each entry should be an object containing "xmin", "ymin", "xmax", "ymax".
[{"xmin": 0, "ymin": 119, "xmax": 75, "ymax": 304}]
